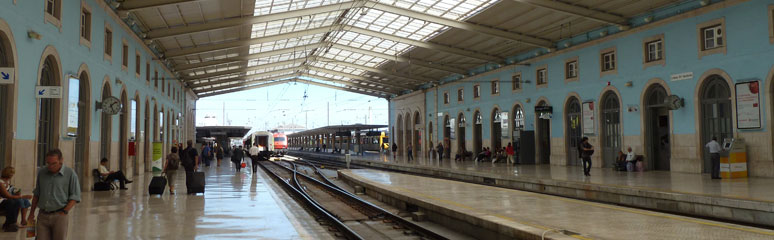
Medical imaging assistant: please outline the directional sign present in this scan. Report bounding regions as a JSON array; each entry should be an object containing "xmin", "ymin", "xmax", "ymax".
[
  {"xmin": 0, "ymin": 67, "xmax": 13, "ymax": 85},
  {"xmin": 36, "ymin": 86, "xmax": 63, "ymax": 99}
]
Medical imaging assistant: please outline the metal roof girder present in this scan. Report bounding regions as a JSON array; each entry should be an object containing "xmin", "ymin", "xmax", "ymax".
[
  {"xmin": 307, "ymin": 66, "xmax": 412, "ymax": 91},
  {"xmin": 368, "ymin": 2, "xmax": 554, "ymax": 49},
  {"xmin": 164, "ymin": 26, "xmax": 331, "ymax": 58},
  {"xmin": 145, "ymin": 2, "xmax": 358, "ymax": 40},
  {"xmin": 346, "ymin": 25, "xmax": 501, "ymax": 63}
]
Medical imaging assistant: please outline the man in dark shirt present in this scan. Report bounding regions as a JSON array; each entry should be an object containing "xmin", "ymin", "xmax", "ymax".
[{"xmin": 182, "ymin": 140, "xmax": 199, "ymax": 172}]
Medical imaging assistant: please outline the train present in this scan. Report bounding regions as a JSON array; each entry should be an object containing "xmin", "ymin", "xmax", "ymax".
[
  {"xmin": 273, "ymin": 132, "xmax": 287, "ymax": 155},
  {"xmin": 360, "ymin": 131, "xmax": 389, "ymax": 152},
  {"xmin": 242, "ymin": 131, "xmax": 289, "ymax": 157}
]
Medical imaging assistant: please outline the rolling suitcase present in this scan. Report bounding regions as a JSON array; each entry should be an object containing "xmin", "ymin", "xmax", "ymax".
[
  {"xmin": 149, "ymin": 175, "xmax": 167, "ymax": 195},
  {"xmin": 186, "ymin": 171, "xmax": 205, "ymax": 194}
]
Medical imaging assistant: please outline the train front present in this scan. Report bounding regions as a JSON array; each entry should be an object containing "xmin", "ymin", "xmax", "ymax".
[{"xmin": 273, "ymin": 132, "xmax": 288, "ymax": 156}]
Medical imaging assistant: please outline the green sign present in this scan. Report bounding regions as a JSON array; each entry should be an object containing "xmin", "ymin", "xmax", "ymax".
[{"xmin": 152, "ymin": 142, "xmax": 163, "ymax": 175}]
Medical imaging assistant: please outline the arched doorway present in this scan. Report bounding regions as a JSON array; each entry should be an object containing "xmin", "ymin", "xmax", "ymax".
[
  {"xmin": 565, "ymin": 97, "xmax": 582, "ymax": 166},
  {"xmin": 99, "ymin": 82, "xmax": 113, "ymax": 161},
  {"xmin": 601, "ymin": 92, "xmax": 622, "ymax": 168},
  {"xmin": 396, "ymin": 114, "xmax": 403, "ymax": 155},
  {"xmin": 427, "ymin": 121, "xmax": 433, "ymax": 157},
  {"xmin": 404, "ymin": 114, "xmax": 410, "ymax": 157},
  {"xmin": 74, "ymin": 69, "xmax": 91, "ymax": 183},
  {"xmin": 645, "ymin": 85, "xmax": 670, "ymax": 170},
  {"xmin": 473, "ymin": 111, "xmax": 482, "ymax": 155},
  {"xmin": 0, "ymin": 29, "xmax": 15, "ymax": 168},
  {"xmin": 457, "ymin": 113, "xmax": 466, "ymax": 154},
  {"xmin": 700, "ymin": 75, "xmax": 732, "ymax": 173},
  {"xmin": 144, "ymin": 100, "xmax": 150, "ymax": 171},
  {"xmin": 491, "ymin": 108, "xmax": 502, "ymax": 151},
  {"xmin": 37, "ymin": 54, "xmax": 61, "ymax": 166},
  {"xmin": 443, "ymin": 115, "xmax": 451, "ymax": 158},
  {"xmin": 413, "ymin": 111, "xmax": 421, "ymax": 157},
  {"xmin": 512, "ymin": 105, "xmax": 525, "ymax": 163},
  {"xmin": 119, "ymin": 90, "xmax": 128, "ymax": 172},
  {"xmin": 536, "ymin": 101, "xmax": 551, "ymax": 164}
]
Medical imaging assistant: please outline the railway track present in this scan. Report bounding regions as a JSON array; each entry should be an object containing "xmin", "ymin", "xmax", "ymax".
[{"xmin": 259, "ymin": 160, "xmax": 447, "ymax": 240}]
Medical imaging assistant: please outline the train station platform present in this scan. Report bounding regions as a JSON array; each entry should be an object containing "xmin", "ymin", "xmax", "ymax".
[
  {"xmin": 0, "ymin": 160, "xmax": 332, "ymax": 240},
  {"xmin": 338, "ymin": 168, "xmax": 774, "ymax": 240},
  {"xmin": 289, "ymin": 149, "xmax": 774, "ymax": 228}
]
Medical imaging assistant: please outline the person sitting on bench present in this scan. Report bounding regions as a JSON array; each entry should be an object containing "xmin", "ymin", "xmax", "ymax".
[
  {"xmin": 0, "ymin": 167, "xmax": 31, "ymax": 231},
  {"xmin": 98, "ymin": 158, "xmax": 133, "ymax": 190}
]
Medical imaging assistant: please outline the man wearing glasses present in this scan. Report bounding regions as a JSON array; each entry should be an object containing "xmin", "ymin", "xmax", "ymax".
[{"xmin": 28, "ymin": 149, "xmax": 81, "ymax": 240}]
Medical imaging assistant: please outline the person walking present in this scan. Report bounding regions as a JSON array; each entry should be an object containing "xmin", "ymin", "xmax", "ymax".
[
  {"xmin": 231, "ymin": 146, "xmax": 244, "ymax": 173},
  {"xmin": 201, "ymin": 144, "xmax": 213, "ymax": 167},
  {"xmin": 705, "ymin": 137, "xmax": 723, "ymax": 179},
  {"xmin": 407, "ymin": 145, "xmax": 414, "ymax": 162},
  {"xmin": 181, "ymin": 140, "xmax": 199, "ymax": 173},
  {"xmin": 163, "ymin": 146, "xmax": 181, "ymax": 194},
  {"xmin": 215, "ymin": 144, "xmax": 224, "ymax": 167},
  {"xmin": 28, "ymin": 149, "xmax": 81, "ymax": 240},
  {"xmin": 392, "ymin": 143, "xmax": 398, "ymax": 160},
  {"xmin": 436, "ymin": 143, "xmax": 444, "ymax": 160},
  {"xmin": 249, "ymin": 143, "xmax": 260, "ymax": 173},
  {"xmin": 581, "ymin": 137, "xmax": 594, "ymax": 176},
  {"xmin": 506, "ymin": 142, "xmax": 515, "ymax": 164}
]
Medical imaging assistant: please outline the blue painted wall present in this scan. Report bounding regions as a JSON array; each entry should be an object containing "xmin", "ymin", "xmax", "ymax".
[
  {"xmin": 391, "ymin": 0, "xmax": 774, "ymax": 144},
  {"xmin": 0, "ymin": 0, "xmax": 183, "ymax": 142}
]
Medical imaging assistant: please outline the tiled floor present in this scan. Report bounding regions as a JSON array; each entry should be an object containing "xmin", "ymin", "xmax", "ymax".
[
  {"xmin": 0, "ymin": 159, "xmax": 332, "ymax": 240},
  {"xmin": 342, "ymin": 169, "xmax": 774, "ymax": 240},
  {"xmin": 297, "ymin": 149, "xmax": 774, "ymax": 202}
]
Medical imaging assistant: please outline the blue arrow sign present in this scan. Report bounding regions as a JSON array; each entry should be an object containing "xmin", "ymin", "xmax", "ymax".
[
  {"xmin": 1, "ymin": 72, "xmax": 8, "ymax": 80},
  {"xmin": 38, "ymin": 89, "xmax": 45, "ymax": 95}
]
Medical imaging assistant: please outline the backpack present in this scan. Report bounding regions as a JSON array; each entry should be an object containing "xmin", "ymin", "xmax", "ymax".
[
  {"xmin": 181, "ymin": 147, "xmax": 195, "ymax": 168},
  {"xmin": 167, "ymin": 154, "xmax": 180, "ymax": 170}
]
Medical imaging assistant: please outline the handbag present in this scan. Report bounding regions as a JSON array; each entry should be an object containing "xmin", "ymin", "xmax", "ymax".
[{"xmin": 241, "ymin": 162, "xmax": 246, "ymax": 168}]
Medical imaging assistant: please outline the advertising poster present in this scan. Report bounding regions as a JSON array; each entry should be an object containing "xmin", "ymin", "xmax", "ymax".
[
  {"xmin": 500, "ymin": 112, "xmax": 509, "ymax": 138},
  {"xmin": 66, "ymin": 78, "xmax": 79, "ymax": 137},
  {"xmin": 152, "ymin": 142, "xmax": 163, "ymax": 175},
  {"xmin": 735, "ymin": 81, "xmax": 761, "ymax": 129},
  {"xmin": 582, "ymin": 102, "xmax": 595, "ymax": 135},
  {"xmin": 450, "ymin": 118, "xmax": 456, "ymax": 139}
]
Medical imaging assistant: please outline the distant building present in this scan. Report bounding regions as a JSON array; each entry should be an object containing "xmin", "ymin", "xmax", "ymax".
[{"xmin": 274, "ymin": 123, "xmax": 306, "ymax": 134}]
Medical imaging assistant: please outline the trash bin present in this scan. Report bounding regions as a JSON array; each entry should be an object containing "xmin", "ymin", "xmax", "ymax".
[{"xmin": 721, "ymin": 139, "xmax": 747, "ymax": 178}]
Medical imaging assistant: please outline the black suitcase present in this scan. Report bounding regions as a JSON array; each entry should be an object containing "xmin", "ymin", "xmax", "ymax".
[
  {"xmin": 93, "ymin": 182, "xmax": 112, "ymax": 191},
  {"xmin": 186, "ymin": 171, "xmax": 205, "ymax": 194},
  {"xmin": 149, "ymin": 176, "xmax": 167, "ymax": 195}
]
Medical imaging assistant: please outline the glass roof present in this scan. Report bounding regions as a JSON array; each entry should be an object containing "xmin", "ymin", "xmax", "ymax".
[{"xmin": 202, "ymin": 0, "xmax": 497, "ymax": 95}]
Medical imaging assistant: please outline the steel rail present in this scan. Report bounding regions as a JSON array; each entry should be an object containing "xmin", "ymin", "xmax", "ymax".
[
  {"xmin": 257, "ymin": 162, "xmax": 363, "ymax": 240},
  {"xmin": 270, "ymin": 160, "xmax": 449, "ymax": 240}
]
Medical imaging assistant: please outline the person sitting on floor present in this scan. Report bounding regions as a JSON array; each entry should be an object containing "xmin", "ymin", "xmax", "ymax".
[
  {"xmin": 98, "ymin": 158, "xmax": 133, "ymax": 190},
  {"xmin": 0, "ymin": 167, "xmax": 32, "ymax": 231}
]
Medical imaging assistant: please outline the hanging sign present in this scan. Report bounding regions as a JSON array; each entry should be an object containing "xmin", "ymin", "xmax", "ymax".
[
  {"xmin": 735, "ymin": 81, "xmax": 761, "ymax": 129},
  {"xmin": 582, "ymin": 102, "xmax": 595, "ymax": 135},
  {"xmin": 36, "ymin": 86, "xmax": 62, "ymax": 98},
  {"xmin": 449, "ymin": 118, "xmax": 456, "ymax": 140},
  {"xmin": 0, "ymin": 67, "xmax": 13, "ymax": 84},
  {"xmin": 500, "ymin": 112, "xmax": 509, "ymax": 138}
]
